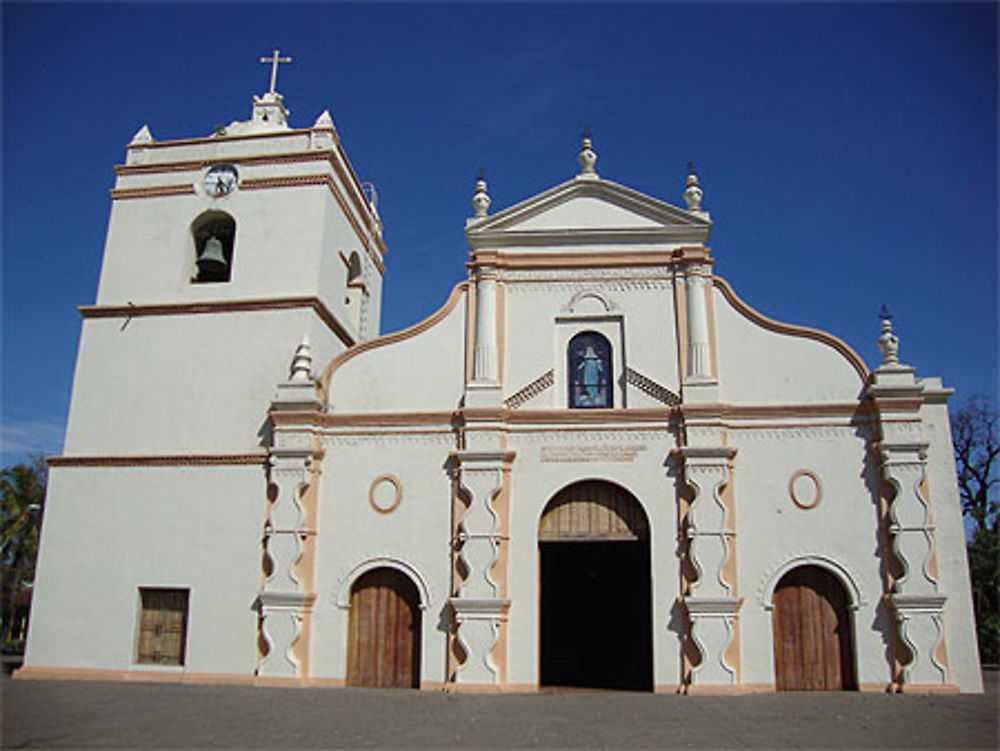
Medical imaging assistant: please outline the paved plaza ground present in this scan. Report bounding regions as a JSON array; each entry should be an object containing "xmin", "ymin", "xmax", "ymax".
[{"xmin": 2, "ymin": 667, "xmax": 997, "ymax": 749}]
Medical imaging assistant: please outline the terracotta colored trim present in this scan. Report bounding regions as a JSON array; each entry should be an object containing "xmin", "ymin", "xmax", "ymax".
[
  {"xmin": 79, "ymin": 296, "xmax": 354, "ymax": 349},
  {"xmin": 898, "ymin": 683, "xmax": 960, "ymax": 695},
  {"xmin": 320, "ymin": 281, "xmax": 468, "ymax": 395},
  {"xmin": 507, "ymin": 407, "xmax": 676, "ymax": 424},
  {"xmin": 713, "ymin": 276, "xmax": 869, "ymax": 383},
  {"xmin": 684, "ymin": 402, "xmax": 867, "ymax": 420},
  {"xmin": 654, "ymin": 684, "xmax": 685, "ymax": 694},
  {"xmin": 869, "ymin": 396, "xmax": 925, "ymax": 414},
  {"xmin": 13, "ymin": 666, "xmax": 257, "ymax": 685},
  {"xmin": 47, "ymin": 453, "xmax": 267, "ymax": 468},
  {"xmin": 115, "ymin": 149, "xmax": 335, "ymax": 175},
  {"xmin": 470, "ymin": 250, "xmax": 679, "ymax": 270},
  {"xmin": 110, "ymin": 184, "xmax": 196, "ymax": 200}
]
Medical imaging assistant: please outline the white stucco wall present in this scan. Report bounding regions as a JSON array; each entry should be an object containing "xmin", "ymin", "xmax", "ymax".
[
  {"xmin": 311, "ymin": 432, "xmax": 455, "ymax": 683},
  {"xmin": 63, "ymin": 309, "xmax": 340, "ymax": 455},
  {"xmin": 730, "ymin": 424, "xmax": 889, "ymax": 686},
  {"xmin": 27, "ymin": 465, "xmax": 263, "ymax": 674},
  {"xmin": 714, "ymin": 285, "xmax": 866, "ymax": 404},
  {"xmin": 326, "ymin": 287, "xmax": 467, "ymax": 414},
  {"xmin": 920, "ymin": 389, "xmax": 984, "ymax": 692}
]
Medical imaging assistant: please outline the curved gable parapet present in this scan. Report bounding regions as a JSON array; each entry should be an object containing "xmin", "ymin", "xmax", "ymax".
[
  {"xmin": 319, "ymin": 281, "xmax": 468, "ymax": 411},
  {"xmin": 712, "ymin": 277, "xmax": 869, "ymax": 403}
]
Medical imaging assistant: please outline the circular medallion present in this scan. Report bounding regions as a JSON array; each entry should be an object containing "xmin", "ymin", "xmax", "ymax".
[
  {"xmin": 369, "ymin": 474, "xmax": 402, "ymax": 514},
  {"xmin": 788, "ymin": 469, "xmax": 822, "ymax": 510}
]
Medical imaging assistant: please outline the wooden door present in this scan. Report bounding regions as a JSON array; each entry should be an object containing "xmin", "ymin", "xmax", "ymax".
[
  {"xmin": 347, "ymin": 568, "xmax": 421, "ymax": 688},
  {"xmin": 772, "ymin": 566, "xmax": 856, "ymax": 690}
]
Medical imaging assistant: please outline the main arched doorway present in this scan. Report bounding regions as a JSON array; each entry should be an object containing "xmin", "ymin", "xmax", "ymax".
[
  {"xmin": 772, "ymin": 565, "xmax": 857, "ymax": 691},
  {"xmin": 538, "ymin": 480, "xmax": 652, "ymax": 691},
  {"xmin": 346, "ymin": 567, "xmax": 421, "ymax": 688}
]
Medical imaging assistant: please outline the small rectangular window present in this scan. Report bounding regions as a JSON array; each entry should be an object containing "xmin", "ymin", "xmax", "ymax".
[{"xmin": 136, "ymin": 588, "xmax": 189, "ymax": 666}]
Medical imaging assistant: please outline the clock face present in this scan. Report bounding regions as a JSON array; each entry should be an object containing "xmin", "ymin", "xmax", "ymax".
[{"xmin": 203, "ymin": 165, "xmax": 238, "ymax": 197}]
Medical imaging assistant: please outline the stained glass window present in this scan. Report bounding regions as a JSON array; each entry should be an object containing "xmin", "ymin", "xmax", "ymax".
[{"xmin": 568, "ymin": 332, "xmax": 612, "ymax": 408}]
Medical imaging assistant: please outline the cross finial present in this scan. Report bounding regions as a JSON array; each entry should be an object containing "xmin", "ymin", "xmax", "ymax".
[{"xmin": 260, "ymin": 49, "xmax": 292, "ymax": 95}]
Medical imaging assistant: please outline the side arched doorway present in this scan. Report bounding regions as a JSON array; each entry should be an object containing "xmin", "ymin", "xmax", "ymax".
[
  {"xmin": 346, "ymin": 567, "xmax": 421, "ymax": 688},
  {"xmin": 538, "ymin": 480, "xmax": 652, "ymax": 691},
  {"xmin": 772, "ymin": 565, "xmax": 857, "ymax": 691}
]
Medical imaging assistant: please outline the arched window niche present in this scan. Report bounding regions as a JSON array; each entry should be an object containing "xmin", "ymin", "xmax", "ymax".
[
  {"xmin": 568, "ymin": 331, "xmax": 613, "ymax": 409},
  {"xmin": 191, "ymin": 211, "xmax": 236, "ymax": 284},
  {"xmin": 344, "ymin": 251, "xmax": 364, "ymax": 331}
]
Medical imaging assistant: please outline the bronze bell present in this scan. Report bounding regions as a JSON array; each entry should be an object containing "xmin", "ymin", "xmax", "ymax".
[{"xmin": 196, "ymin": 235, "xmax": 227, "ymax": 274}]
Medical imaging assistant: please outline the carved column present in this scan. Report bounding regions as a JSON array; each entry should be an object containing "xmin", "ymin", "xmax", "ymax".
[
  {"xmin": 258, "ymin": 336, "xmax": 322, "ymax": 679},
  {"xmin": 684, "ymin": 264, "xmax": 712, "ymax": 380},
  {"xmin": 472, "ymin": 268, "xmax": 498, "ymax": 383},
  {"xmin": 679, "ymin": 439, "xmax": 741, "ymax": 688},
  {"xmin": 259, "ymin": 450, "xmax": 314, "ymax": 678},
  {"xmin": 449, "ymin": 450, "xmax": 512, "ymax": 687},
  {"xmin": 869, "ymin": 358, "xmax": 948, "ymax": 687}
]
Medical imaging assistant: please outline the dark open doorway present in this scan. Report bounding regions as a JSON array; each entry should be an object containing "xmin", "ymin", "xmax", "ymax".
[{"xmin": 539, "ymin": 539, "xmax": 653, "ymax": 691}]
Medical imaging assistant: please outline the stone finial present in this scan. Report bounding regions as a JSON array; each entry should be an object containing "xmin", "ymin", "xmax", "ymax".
[
  {"xmin": 577, "ymin": 126, "xmax": 597, "ymax": 178},
  {"xmin": 129, "ymin": 125, "xmax": 154, "ymax": 145},
  {"xmin": 877, "ymin": 306, "xmax": 900, "ymax": 367},
  {"xmin": 472, "ymin": 167, "xmax": 491, "ymax": 218},
  {"xmin": 684, "ymin": 162, "xmax": 704, "ymax": 212},
  {"xmin": 289, "ymin": 335, "xmax": 313, "ymax": 382},
  {"xmin": 313, "ymin": 110, "xmax": 335, "ymax": 129}
]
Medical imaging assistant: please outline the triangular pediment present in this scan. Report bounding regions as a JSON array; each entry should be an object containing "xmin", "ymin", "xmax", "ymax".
[{"xmin": 466, "ymin": 176, "xmax": 711, "ymax": 250}]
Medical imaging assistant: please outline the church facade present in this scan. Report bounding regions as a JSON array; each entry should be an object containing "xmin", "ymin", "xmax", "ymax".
[{"xmin": 20, "ymin": 80, "xmax": 983, "ymax": 693}]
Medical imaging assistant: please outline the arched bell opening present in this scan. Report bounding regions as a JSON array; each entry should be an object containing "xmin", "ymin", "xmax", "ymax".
[
  {"xmin": 346, "ymin": 566, "xmax": 421, "ymax": 689},
  {"xmin": 191, "ymin": 211, "xmax": 235, "ymax": 284},
  {"xmin": 772, "ymin": 564, "xmax": 857, "ymax": 691},
  {"xmin": 344, "ymin": 251, "xmax": 364, "ymax": 331},
  {"xmin": 538, "ymin": 479, "xmax": 652, "ymax": 691}
]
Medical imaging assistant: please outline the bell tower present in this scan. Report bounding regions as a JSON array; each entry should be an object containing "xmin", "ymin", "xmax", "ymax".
[
  {"xmin": 26, "ymin": 55, "xmax": 386, "ymax": 678},
  {"xmin": 62, "ymin": 57, "xmax": 385, "ymax": 456}
]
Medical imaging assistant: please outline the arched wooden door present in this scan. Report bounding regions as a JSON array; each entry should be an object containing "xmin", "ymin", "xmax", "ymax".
[
  {"xmin": 346, "ymin": 567, "xmax": 421, "ymax": 688},
  {"xmin": 772, "ymin": 565, "xmax": 856, "ymax": 691},
  {"xmin": 538, "ymin": 480, "xmax": 652, "ymax": 691}
]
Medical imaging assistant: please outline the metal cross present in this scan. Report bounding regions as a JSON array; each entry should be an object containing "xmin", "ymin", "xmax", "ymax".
[{"xmin": 260, "ymin": 49, "xmax": 292, "ymax": 95}]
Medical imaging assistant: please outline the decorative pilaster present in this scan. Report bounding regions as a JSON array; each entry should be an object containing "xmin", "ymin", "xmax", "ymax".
[
  {"xmin": 679, "ymin": 442, "xmax": 741, "ymax": 687},
  {"xmin": 472, "ymin": 268, "xmax": 498, "ymax": 384},
  {"xmin": 259, "ymin": 450, "xmax": 313, "ymax": 678},
  {"xmin": 449, "ymin": 450, "xmax": 513, "ymax": 687},
  {"xmin": 259, "ymin": 336, "xmax": 321, "ymax": 679},
  {"xmin": 681, "ymin": 262, "xmax": 714, "ymax": 384},
  {"xmin": 868, "ymin": 313, "xmax": 948, "ymax": 687}
]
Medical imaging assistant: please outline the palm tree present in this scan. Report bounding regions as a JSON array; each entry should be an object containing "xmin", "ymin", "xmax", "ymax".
[{"xmin": 1, "ymin": 457, "xmax": 46, "ymax": 645}]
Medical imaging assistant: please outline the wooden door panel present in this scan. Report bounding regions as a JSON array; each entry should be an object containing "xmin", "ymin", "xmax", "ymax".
[
  {"xmin": 347, "ymin": 568, "xmax": 420, "ymax": 688},
  {"xmin": 773, "ymin": 566, "xmax": 855, "ymax": 691}
]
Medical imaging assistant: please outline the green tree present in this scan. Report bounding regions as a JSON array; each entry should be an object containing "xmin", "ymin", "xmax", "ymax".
[
  {"xmin": 1, "ymin": 456, "xmax": 46, "ymax": 644},
  {"xmin": 952, "ymin": 397, "xmax": 999, "ymax": 663}
]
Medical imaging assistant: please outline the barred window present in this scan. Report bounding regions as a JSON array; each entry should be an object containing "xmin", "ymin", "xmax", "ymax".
[
  {"xmin": 568, "ymin": 331, "xmax": 612, "ymax": 409},
  {"xmin": 136, "ymin": 588, "xmax": 189, "ymax": 666}
]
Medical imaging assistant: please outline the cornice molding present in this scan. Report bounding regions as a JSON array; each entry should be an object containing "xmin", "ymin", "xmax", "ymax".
[
  {"xmin": 79, "ymin": 296, "xmax": 355, "ymax": 349},
  {"xmin": 48, "ymin": 453, "xmax": 267, "ymax": 467}
]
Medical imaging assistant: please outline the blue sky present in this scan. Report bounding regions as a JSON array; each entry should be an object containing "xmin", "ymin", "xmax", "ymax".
[{"xmin": 2, "ymin": 2, "xmax": 997, "ymax": 465}]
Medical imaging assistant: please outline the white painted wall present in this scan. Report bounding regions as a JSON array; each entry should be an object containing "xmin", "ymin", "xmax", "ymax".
[{"xmin": 27, "ymin": 465, "xmax": 263, "ymax": 674}]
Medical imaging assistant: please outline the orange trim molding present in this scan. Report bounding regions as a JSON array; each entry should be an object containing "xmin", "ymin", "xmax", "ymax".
[
  {"xmin": 110, "ymin": 185, "xmax": 196, "ymax": 200},
  {"xmin": 713, "ymin": 276, "xmax": 869, "ymax": 383},
  {"xmin": 48, "ymin": 454, "xmax": 267, "ymax": 468},
  {"xmin": 79, "ymin": 296, "xmax": 354, "ymax": 349}
]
